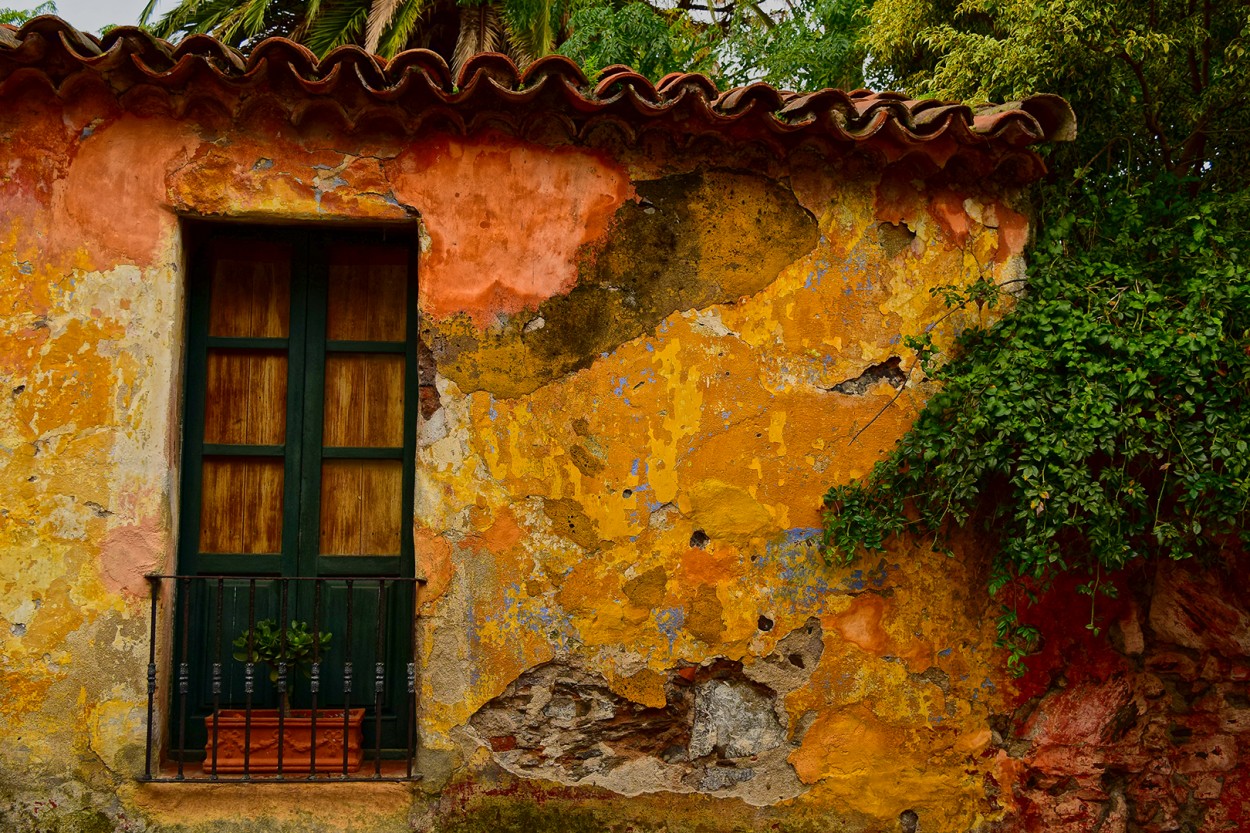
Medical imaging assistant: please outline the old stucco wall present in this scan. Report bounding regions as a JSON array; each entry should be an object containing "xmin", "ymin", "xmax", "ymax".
[{"xmin": 0, "ymin": 80, "xmax": 1046, "ymax": 833}]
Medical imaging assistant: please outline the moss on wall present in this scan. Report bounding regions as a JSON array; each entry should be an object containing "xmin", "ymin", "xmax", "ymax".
[{"xmin": 431, "ymin": 169, "xmax": 820, "ymax": 398}]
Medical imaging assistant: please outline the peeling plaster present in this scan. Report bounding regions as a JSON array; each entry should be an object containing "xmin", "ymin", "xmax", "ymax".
[{"xmin": 0, "ymin": 82, "xmax": 1047, "ymax": 833}]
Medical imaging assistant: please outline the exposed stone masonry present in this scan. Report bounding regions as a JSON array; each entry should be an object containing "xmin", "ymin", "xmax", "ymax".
[
  {"xmin": 467, "ymin": 619, "xmax": 824, "ymax": 806},
  {"xmin": 999, "ymin": 551, "xmax": 1250, "ymax": 832}
]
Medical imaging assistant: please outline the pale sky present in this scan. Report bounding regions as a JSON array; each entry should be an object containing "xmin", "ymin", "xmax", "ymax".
[{"xmin": 38, "ymin": 0, "xmax": 176, "ymax": 34}]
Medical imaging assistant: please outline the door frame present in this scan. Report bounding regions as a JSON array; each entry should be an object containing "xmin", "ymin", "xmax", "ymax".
[{"xmin": 172, "ymin": 221, "xmax": 420, "ymax": 755}]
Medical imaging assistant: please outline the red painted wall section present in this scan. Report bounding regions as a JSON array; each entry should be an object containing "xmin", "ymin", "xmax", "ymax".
[
  {"xmin": 389, "ymin": 134, "xmax": 633, "ymax": 325},
  {"xmin": 998, "ymin": 551, "xmax": 1250, "ymax": 832}
]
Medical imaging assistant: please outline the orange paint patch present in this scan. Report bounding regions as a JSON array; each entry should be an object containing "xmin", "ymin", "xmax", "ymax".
[
  {"xmin": 954, "ymin": 727, "xmax": 992, "ymax": 756},
  {"xmin": 54, "ymin": 115, "xmax": 197, "ymax": 269},
  {"xmin": 98, "ymin": 512, "xmax": 168, "ymax": 598},
  {"xmin": 0, "ymin": 96, "xmax": 74, "ymax": 269},
  {"xmin": 873, "ymin": 170, "xmax": 925, "ymax": 227},
  {"xmin": 994, "ymin": 202, "xmax": 1029, "ymax": 261},
  {"xmin": 930, "ymin": 190, "xmax": 970, "ymax": 245},
  {"xmin": 677, "ymin": 544, "xmax": 738, "ymax": 587},
  {"xmin": 896, "ymin": 637, "xmax": 935, "ymax": 672},
  {"xmin": 415, "ymin": 529, "xmax": 454, "ymax": 609},
  {"xmin": 555, "ymin": 560, "xmax": 619, "ymax": 616},
  {"xmin": 832, "ymin": 593, "xmax": 889, "ymax": 655},
  {"xmin": 480, "ymin": 509, "xmax": 524, "ymax": 555},
  {"xmin": 0, "ymin": 321, "xmax": 52, "ymax": 381},
  {"xmin": 389, "ymin": 134, "xmax": 632, "ymax": 325},
  {"xmin": 789, "ymin": 704, "xmax": 895, "ymax": 784}
]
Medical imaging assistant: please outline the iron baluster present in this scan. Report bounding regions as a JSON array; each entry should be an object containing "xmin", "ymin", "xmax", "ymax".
[
  {"xmin": 210, "ymin": 577, "xmax": 223, "ymax": 779},
  {"xmin": 342, "ymin": 579, "xmax": 353, "ymax": 777},
  {"xmin": 277, "ymin": 578, "xmax": 288, "ymax": 778},
  {"xmin": 143, "ymin": 576, "xmax": 159, "ymax": 780},
  {"xmin": 373, "ymin": 578, "xmax": 387, "ymax": 777},
  {"xmin": 176, "ymin": 577, "xmax": 191, "ymax": 780},
  {"xmin": 309, "ymin": 579, "xmax": 322, "ymax": 779},
  {"xmin": 243, "ymin": 578, "xmax": 256, "ymax": 780}
]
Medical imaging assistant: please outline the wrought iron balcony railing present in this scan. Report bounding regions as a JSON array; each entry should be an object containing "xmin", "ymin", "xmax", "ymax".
[{"xmin": 142, "ymin": 574, "xmax": 423, "ymax": 782}]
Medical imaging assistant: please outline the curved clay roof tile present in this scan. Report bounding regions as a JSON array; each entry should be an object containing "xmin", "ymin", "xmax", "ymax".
[
  {"xmin": 593, "ymin": 67, "xmax": 662, "ymax": 105},
  {"xmin": 250, "ymin": 38, "xmax": 321, "ymax": 80},
  {"xmin": 717, "ymin": 81, "xmax": 787, "ymax": 115},
  {"xmin": 163, "ymin": 34, "xmax": 248, "ymax": 76},
  {"xmin": 0, "ymin": 16, "xmax": 1076, "ymax": 181},
  {"xmin": 520, "ymin": 54, "xmax": 588, "ymax": 89},
  {"xmin": 655, "ymin": 71, "xmax": 717, "ymax": 100},
  {"xmin": 455, "ymin": 51, "xmax": 521, "ymax": 92},
  {"xmin": 386, "ymin": 49, "xmax": 452, "ymax": 88}
]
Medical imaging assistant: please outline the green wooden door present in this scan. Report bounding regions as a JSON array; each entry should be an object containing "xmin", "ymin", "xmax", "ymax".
[{"xmin": 176, "ymin": 227, "xmax": 418, "ymax": 757}]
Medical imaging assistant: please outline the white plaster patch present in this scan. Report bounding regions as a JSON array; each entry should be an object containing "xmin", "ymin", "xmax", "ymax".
[
  {"xmin": 48, "ymin": 494, "xmax": 88, "ymax": 541},
  {"xmin": 7, "ymin": 597, "xmax": 39, "ymax": 628},
  {"xmin": 689, "ymin": 308, "xmax": 737, "ymax": 339}
]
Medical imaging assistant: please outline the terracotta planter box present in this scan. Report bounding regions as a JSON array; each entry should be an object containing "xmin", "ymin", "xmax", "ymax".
[{"xmin": 203, "ymin": 708, "xmax": 365, "ymax": 774}]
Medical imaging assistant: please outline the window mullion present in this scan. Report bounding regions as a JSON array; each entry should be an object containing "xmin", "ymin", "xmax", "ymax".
[
  {"xmin": 176, "ymin": 243, "xmax": 214, "ymax": 578},
  {"xmin": 400, "ymin": 243, "xmax": 419, "ymax": 574},
  {"xmin": 296, "ymin": 233, "xmax": 331, "ymax": 580}
]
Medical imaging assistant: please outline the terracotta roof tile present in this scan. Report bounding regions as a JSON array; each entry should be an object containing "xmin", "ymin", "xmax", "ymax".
[{"xmin": 0, "ymin": 16, "xmax": 1075, "ymax": 180}]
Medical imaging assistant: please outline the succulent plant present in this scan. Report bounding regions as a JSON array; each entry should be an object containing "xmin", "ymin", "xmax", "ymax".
[{"xmin": 233, "ymin": 619, "xmax": 332, "ymax": 714}]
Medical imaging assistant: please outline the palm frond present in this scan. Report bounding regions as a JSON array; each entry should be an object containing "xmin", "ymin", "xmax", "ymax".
[
  {"xmin": 138, "ymin": 0, "xmax": 162, "ymax": 26},
  {"xmin": 364, "ymin": 0, "xmax": 403, "ymax": 53},
  {"xmin": 304, "ymin": 0, "xmax": 368, "ymax": 56},
  {"xmin": 146, "ymin": 0, "xmax": 211, "ymax": 38},
  {"xmin": 290, "ymin": 0, "xmax": 325, "ymax": 40},
  {"xmin": 377, "ymin": 0, "xmax": 428, "ymax": 57},
  {"xmin": 452, "ymin": 2, "xmax": 505, "ymax": 80},
  {"xmin": 215, "ymin": 5, "xmax": 250, "ymax": 42},
  {"xmin": 239, "ymin": 0, "xmax": 276, "ymax": 38},
  {"xmin": 501, "ymin": 0, "xmax": 556, "ymax": 67},
  {"xmin": 146, "ymin": 0, "xmax": 245, "ymax": 41}
]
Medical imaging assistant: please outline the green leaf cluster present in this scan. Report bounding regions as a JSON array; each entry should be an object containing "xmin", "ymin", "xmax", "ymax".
[
  {"xmin": 863, "ymin": 0, "xmax": 1250, "ymax": 186},
  {"xmin": 824, "ymin": 180, "xmax": 1250, "ymax": 668},
  {"xmin": 821, "ymin": 0, "xmax": 1250, "ymax": 673},
  {"xmin": 0, "ymin": 1, "xmax": 54, "ymax": 26},
  {"xmin": 233, "ymin": 618, "xmax": 332, "ymax": 683},
  {"xmin": 557, "ymin": 3, "xmax": 716, "ymax": 81},
  {"xmin": 713, "ymin": 0, "xmax": 866, "ymax": 90},
  {"xmin": 136, "ymin": 0, "xmax": 870, "ymax": 90},
  {"xmin": 556, "ymin": 0, "xmax": 867, "ymax": 90}
]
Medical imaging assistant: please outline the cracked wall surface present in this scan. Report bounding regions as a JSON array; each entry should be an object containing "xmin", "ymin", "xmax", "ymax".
[
  {"xmin": 464, "ymin": 621, "xmax": 823, "ymax": 806},
  {"xmin": 0, "ymin": 79, "xmax": 1059, "ymax": 833}
]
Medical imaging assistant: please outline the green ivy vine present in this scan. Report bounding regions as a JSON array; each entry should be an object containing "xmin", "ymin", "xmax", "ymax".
[{"xmin": 821, "ymin": 178, "xmax": 1250, "ymax": 672}]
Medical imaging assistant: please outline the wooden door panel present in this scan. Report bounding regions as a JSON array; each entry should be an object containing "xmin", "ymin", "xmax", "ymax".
[
  {"xmin": 326, "ymin": 245, "xmax": 408, "ymax": 342},
  {"xmin": 322, "ymin": 354, "xmax": 404, "ymax": 447},
  {"xmin": 318, "ymin": 460, "xmax": 403, "ymax": 556},
  {"xmin": 199, "ymin": 457, "xmax": 284, "ymax": 554},
  {"xmin": 209, "ymin": 241, "xmax": 291, "ymax": 338},
  {"xmin": 360, "ymin": 462, "xmax": 404, "ymax": 555},
  {"xmin": 204, "ymin": 350, "xmax": 288, "ymax": 445}
]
